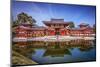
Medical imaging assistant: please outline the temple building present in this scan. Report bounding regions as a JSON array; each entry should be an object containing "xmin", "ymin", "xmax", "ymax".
[
  {"xmin": 43, "ymin": 19, "xmax": 71, "ymax": 36},
  {"xmin": 14, "ymin": 19, "xmax": 95, "ymax": 38}
]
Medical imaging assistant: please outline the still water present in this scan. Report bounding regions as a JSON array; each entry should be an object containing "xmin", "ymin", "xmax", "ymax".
[{"xmin": 14, "ymin": 39, "xmax": 96, "ymax": 64}]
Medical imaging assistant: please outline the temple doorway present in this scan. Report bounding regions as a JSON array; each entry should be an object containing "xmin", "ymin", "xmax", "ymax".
[{"xmin": 55, "ymin": 28, "xmax": 60, "ymax": 35}]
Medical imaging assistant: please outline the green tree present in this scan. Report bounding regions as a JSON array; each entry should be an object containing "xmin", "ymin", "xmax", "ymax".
[
  {"xmin": 17, "ymin": 12, "xmax": 36, "ymax": 24},
  {"xmin": 93, "ymin": 24, "xmax": 96, "ymax": 32},
  {"xmin": 69, "ymin": 22, "xmax": 75, "ymax": 28},
  {"xmin": 12, "ymin": 12, "xmax": 36, "ymax": 27}
]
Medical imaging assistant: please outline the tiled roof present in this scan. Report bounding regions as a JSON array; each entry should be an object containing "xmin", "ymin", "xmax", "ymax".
[
  {"xmin": 43, "ymin": 19, "xmax": 70, "ymax": 25},
  {"xmin": 79, "ymin": 23, "xmax": 89, "ymax": 26}
]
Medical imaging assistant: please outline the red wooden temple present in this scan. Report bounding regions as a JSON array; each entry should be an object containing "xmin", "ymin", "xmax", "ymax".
[{"xmin": 14, "ymin": 19, "xmax": 95, "ymax": 38}]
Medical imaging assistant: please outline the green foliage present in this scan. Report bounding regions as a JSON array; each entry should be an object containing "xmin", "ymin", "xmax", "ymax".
[
  {"xmin": 12, "ymin": 12, "xmax": 36, "ymax": 27},
  {"xmin": 69, "ymin": 22, "xmax": 75, "ymax": 28},
  {"xmin": 93, "ymin": 24, "xmax": 96, "ymax": 32}
]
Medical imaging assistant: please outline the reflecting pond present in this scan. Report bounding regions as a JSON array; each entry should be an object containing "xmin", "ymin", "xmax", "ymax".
[{"xmin": 13, "ymin": 39, "xmax": 96, "ymax": 64}]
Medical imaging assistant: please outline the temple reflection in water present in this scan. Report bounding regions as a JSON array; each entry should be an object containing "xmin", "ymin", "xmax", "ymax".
[
  {"xmin": 13, "ymin": 39, "xmax": 95, "ymax": 58},
  {"xmin": 14, "ymin": 39, "xmax": 94, "ymax": 48}
]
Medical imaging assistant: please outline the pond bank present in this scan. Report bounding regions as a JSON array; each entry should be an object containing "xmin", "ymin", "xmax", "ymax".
[{"xmin": 12, "ymin": 51, "xmax": 38, "ymax": 65}]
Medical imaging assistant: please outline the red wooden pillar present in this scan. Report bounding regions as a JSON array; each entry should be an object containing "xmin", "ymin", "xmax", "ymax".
[
  {"xmin": 50, "ymin": 30, "xmax": 55, "ymax": 35},
  {"xmin": 61, "ymin": 30, "xmax": 65, "ymax": 35}
]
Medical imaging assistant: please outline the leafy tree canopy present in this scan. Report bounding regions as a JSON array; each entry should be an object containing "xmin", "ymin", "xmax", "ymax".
[
  {"xmin": 69, "ymin": 22, "xmax": 75, "ymax": 28},
  {"xmin": 13, "ymin": 12, "xmax": 36, "ymax": 26}
]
